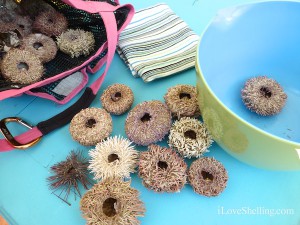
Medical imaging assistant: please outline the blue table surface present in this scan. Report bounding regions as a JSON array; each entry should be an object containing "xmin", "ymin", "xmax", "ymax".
[{"xmin": 1, "ymin": 0, "xmax": 300, "ymax": 225}]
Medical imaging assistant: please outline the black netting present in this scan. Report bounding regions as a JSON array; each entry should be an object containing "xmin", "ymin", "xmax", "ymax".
[{"xmin": 0, "ymin": 0, "xmax": 129, "ymax": 94}]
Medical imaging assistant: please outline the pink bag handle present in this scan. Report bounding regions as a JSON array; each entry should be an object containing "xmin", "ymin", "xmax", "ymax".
[
  {"xmin": 62, "ymin": 0, "xmax": 116, "ymax": 12},
  {"xmin": 0, "ymin": 1, "xmax": 134, "ymax": 152}
]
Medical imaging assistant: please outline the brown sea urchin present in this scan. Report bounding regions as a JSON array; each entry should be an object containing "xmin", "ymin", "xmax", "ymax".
[
  {"xmin": 188, "ymin": 157, "xmax": 228, "ymax": 197},
  {"xmin": 80, "ymin": 178, "xmax": 145, "ymax": 225},
  {"xmin": 139, "ymin": 144, "xmax": 187, "ymax": 193},
  {"xmin": 125, "ymin": 100, "xmax": 172, "ymax": 146},
  {"xmin": 33, "ymin": 10, "xmax": 68, "ymax": 37},
  {"xmin": 56, "ymin": 29, "xmax": 95, "ymax": 58},
  {"xmin": 22, "ymin": 33, "xmax": 57, "ymax": 63},
  {"xmin": 101, "ymin": 83, "xmax": 134, "ymax": 115},
  {"xmin": 48, "ymin": 150, "xmax": 93, "ymax": 203},
  {"xmin": 69, "ymin": 108, "xmax": 113, "ymax": 146},
  {"xmin": 241, "ymin": 76, "xmax": 287, "ymax": 116},
  {"xmin": 89, "ymin": 136, "xmax": 139, "ymax": 180},
  {"xmin": 164, "ymin": 84, "xmax": 201, "ymax": 118},
  {"xmin": 168, "ymin": 117, "xmax": 213, "ymax": 158},
  {"xmin": 15, "ymin": 16, "xmax": 32, "ymax": 37},
  {"xmin": 0, "ymin": 49, "xmax": 43, "ymax": 84}
]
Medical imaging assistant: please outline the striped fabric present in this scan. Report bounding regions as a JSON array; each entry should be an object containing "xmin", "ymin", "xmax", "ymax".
[{"xmin": 117, "ymin": 3, "xmax": 199, "ymax": 82}]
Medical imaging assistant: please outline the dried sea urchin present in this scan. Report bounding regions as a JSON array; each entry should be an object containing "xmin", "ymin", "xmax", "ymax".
[
  {"xmin": 125, "ymin": 100, "xmax": 172, "ymax": 146},
  {"xmin": 89, "ymin": 136, "xmax": 139, "ymax": 180},
  {"xmin": 19, "ymin": 0, "xmax": 56, "ymax": 19},
  {"xmin": 101, "ymin": 83, "xmax": 134, "ymax": 115},
  {"xmin": 57, "ymin": 29, "xmax": 95, "ymax": 58},
  {"xmin": 168, "ymin": 117, "xmax": 213, "ymax": 158},
  {"xmin": 22, "ymin": 33, "xmax": 57, "ymax": 63},
  {"xmin": 188, "ymin": 157, "xmax": 228, "ymax": 197},
  {"xmin": 69, "ymin": 108, "xmax": 113, "ymax": 146},
  {"xmin": 15, "ymin": 16, "xmax": 32, "ymax": 37},
  {"xmin": 80, "ymin": 178, "xmax": 145, "ymax": 225},
  {"xmin": 0, "ymin": 49, "xmax": 43, "ymax": 84},
  {"xmin": 241, "ymin": 76, "xmax": 287, "ymax": 116},
  {"xmin": 139, "ymin": 144, "xmax": 187, "ymax": 193},
  {"xmin": 33, "ymin": 10, "xmax": 68, "ymax": 37},
  {"xmin": 164, "ymin": 84, "xmax": 201, "ymax": 118},
  {"xmin": 48, "ymin": 150, "xmax": 93, "ymax": 203}
]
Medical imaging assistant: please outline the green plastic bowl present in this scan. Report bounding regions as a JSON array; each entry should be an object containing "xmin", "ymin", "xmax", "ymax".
[{"xmin": 196, "ymin": 1, "xmax": 300, "ymax": 170}]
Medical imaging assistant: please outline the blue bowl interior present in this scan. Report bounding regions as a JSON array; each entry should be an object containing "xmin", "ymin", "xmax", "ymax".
[{"xmin": 199, "ymin": 1, "xmax": 300, "ymax": 143}]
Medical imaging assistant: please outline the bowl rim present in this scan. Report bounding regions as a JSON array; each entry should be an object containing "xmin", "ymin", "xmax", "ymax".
[{"xmin": 196, "ymin": 0, "xmax": 300, "ymax": 147}]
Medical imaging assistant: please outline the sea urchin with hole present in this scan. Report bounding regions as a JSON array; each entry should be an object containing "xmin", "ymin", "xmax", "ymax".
[
  {"xmin": 125, "ymin": 100, "xmax": 172, "ymax": 146},
  {"xmin": 139, "ymin": 144, "xmax": 187, "ymax": 193},
  {"xmin": 241, "ymin": 76, "xmax": 287, "ymax": 116},
  {"xmin": 80, "ymin": 178, "xmax": 145, "ymax": 225},
  {"xmin": 0, "ymin": 49, "xmax": 43, "ymax": 84},
  {"xmin": 188, "ymin": 157, "xmax": 228, "ymax": 197},
  {"xmin": 22, "ymin": 33, "xmax": 57, "ymax": 63},
  {"xmin": 69, "ymin": 107, "xmax": 112, "ymax": 146},
  {"xmin": 100, "ymin": 83, "xmax": 134, "ymax": 115},
  {"xmin": 168, "ymin": 117, "xmax": 213, "ymax": 158},
  {"xmin": 89, "ymin": 136, "xmax": 139, "ymax": 180},
  {"xmin": 57, "ymin": 29, "xmax": 95, "ymax": 58},
  {"xmin": 164, "ymin": 84, "xmax": 200, "ymax": 118},
  {"xmin": 33, "ymin": 10, "xmax": 68, "ymax": 37}
]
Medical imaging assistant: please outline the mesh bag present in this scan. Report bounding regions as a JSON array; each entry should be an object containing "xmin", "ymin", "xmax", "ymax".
[
  {"xmin": 0, "ymin": 0, "xmax": 134, "ymax": 103},
  {"xmin": 0, "ymin": 0, "xmax": 134, "ymax": 152}
]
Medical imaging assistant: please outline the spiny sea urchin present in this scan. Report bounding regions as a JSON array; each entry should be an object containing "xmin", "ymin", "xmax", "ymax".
[
  {"xmin": 188, "ymin": 157, "xmax": 228, "ymax": 197},
  {"xmin": 125, "ymin": 100, "xmax": 172, "ymax": 146},
  {"xmin": 33, "ymin": 10, "xmax": 68, "ymax": 37},
  {"xmin": 139, "ymin": 144, "xmax": 187, "ymax": 193},
  {"xmin": 80, "ymin": 178, "xmax": 145, "ymax": 225},
  {"xmin": 168, "ymin": 117, "xmax": 213, "ymax": 158},
  {"xmin": 241, "ymin": 76, "xmax": 287, "ymax": 116},
  {"xmin": 56, "ymin": 29, "xmax": 95, "ymax": 58},
  {"xmin": 89, "ymin": 136, "xmax": 139, "ymax": 180},
  {"xmin": 0, "ymin": 49, "xmax": 43, "ymax": 84},
  {"xmin": 69, "ymin": 107, "xmax": 113, "ymax": 146},
  {"xmin": 47, "ymin": 150, "xmax": 93, "ymax": 203},
  {"xmin": 101, "ymin": 83, "xmax": 134, "ymax": 115},
  {"xmin": 22, "ymin": 33, "xmax": 57, "ymax": 63},
  {"xmin": 164, "ymin": 84, "xmax": 201, "ymax": 118}
]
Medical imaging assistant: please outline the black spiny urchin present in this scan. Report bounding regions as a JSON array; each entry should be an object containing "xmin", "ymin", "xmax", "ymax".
[
  {"xmin": 241, "ymin": 76, "xmax": 287, "ymax": 116},
  {"xmin": 47, "ymin": 150, "xmax": 93, "ymax": 205}
]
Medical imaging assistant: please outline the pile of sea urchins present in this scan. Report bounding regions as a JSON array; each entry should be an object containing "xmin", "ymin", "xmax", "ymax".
[{"xmin": 0, "ymin": 0, "xmax": 95, "ymax": 85}]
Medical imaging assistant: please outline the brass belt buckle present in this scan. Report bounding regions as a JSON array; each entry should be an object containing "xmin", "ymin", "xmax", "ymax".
[{"xmin": 0, "ymin": 117, "xmax": 41, "ymax": 150}]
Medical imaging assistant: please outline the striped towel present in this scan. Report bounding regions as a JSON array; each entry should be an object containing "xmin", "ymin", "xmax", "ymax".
[{"xmin": 117, "ymin": 3, "xmax": 199, "ymax": 82}]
